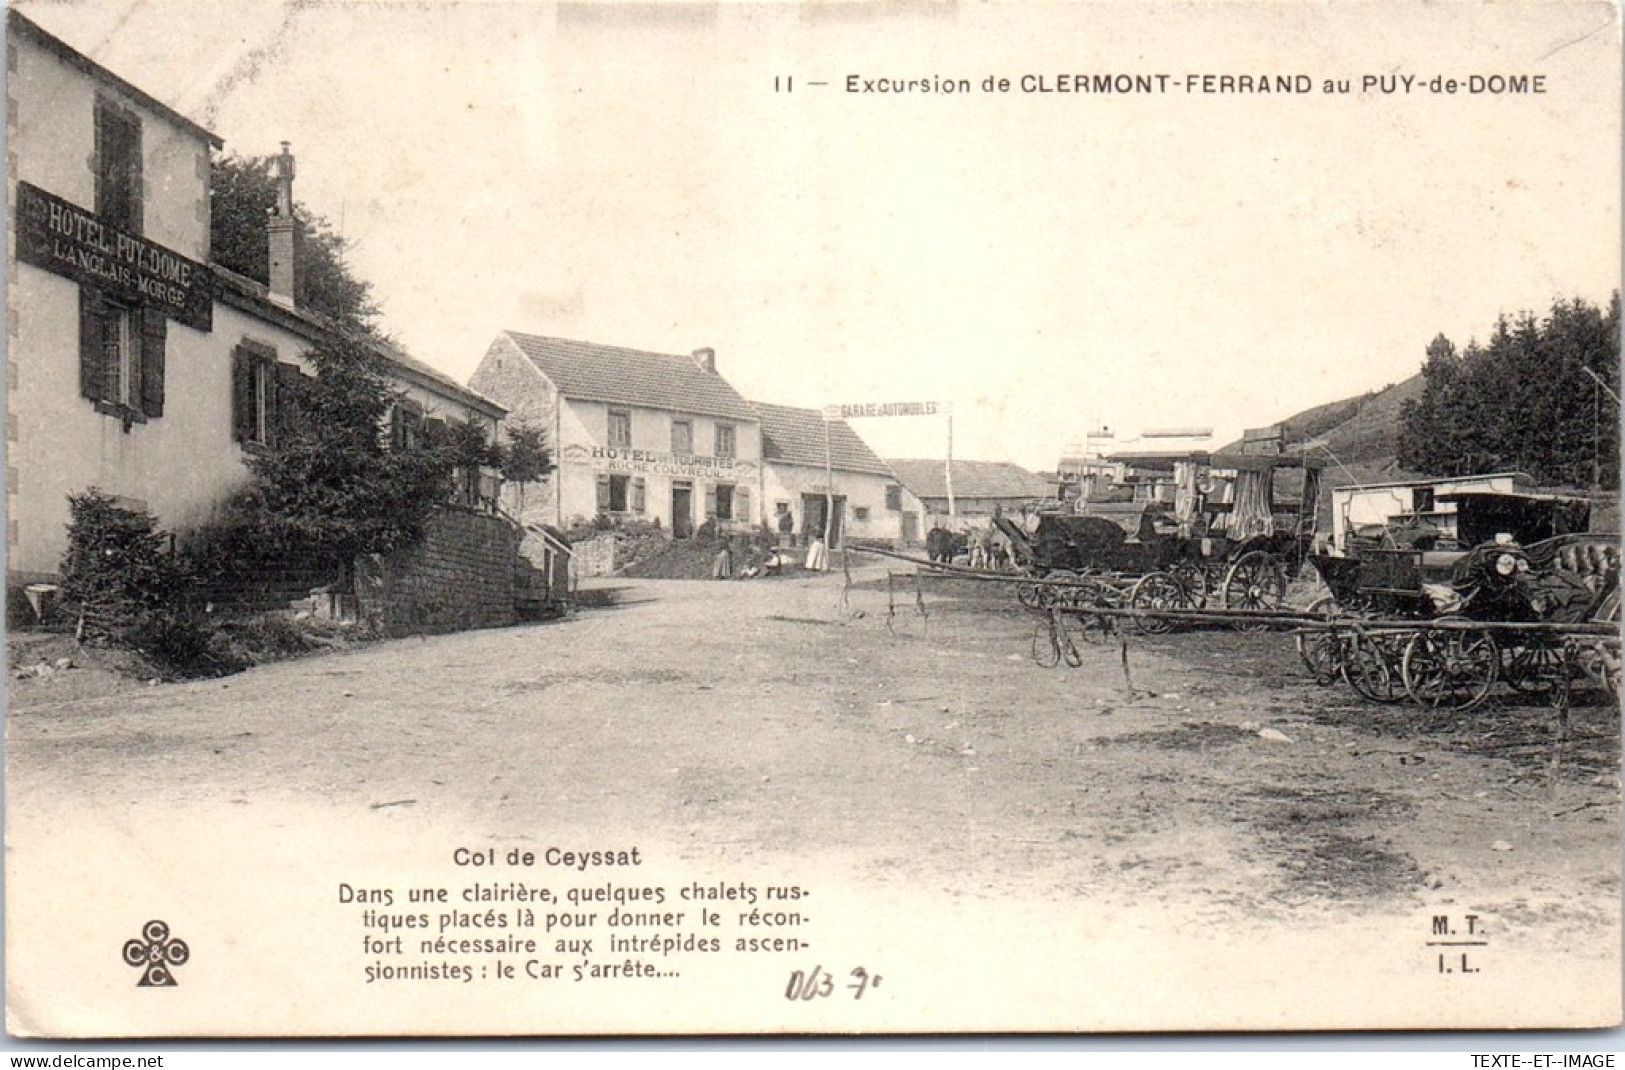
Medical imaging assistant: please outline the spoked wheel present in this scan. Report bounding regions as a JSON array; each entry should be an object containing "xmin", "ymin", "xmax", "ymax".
[
  {"xmin": 1295, "ymin": 595, "xmax": 1342, "ymax": 684},
  {"xmin": 1401, "ymin": 622, "xmax": 1499, "ymax": 712},
  {"xmin": 1016, "ymin": 581, "xmax": 1043, "ymax": 609},
  {"xmin": 1030, "ymin": 615, "xmax": 1062, "ymax": 668},
  {"xmin": 1222, "ymin": 551, "xmax": 1286, "ymax": 631},
  {"xmin": 1071, "ymin": 612, "xmax": 1114, "ymax": 645},
  {"xmin": 1561, "ymin": 637, "xmax": 1619, "ymax": 706},
  {"xmin": 1056, "ymin": 612, "xmax": 1089, "ymax": 667},
  {"xmin": 1341, "ymin": 631, "xmax": 1410, "ymax": 704},
  {"xmin": 1038, "ymin": 570, "xmax": 1077, "ymax": 610},
  {"xmin": 1128, "ymin": 571, "xmax": 1186, "ymax": 635},
  {"xmin": 1061, "ymin": 577, "xmax": 1106, "ymax": 611},
  {"xmin": 1502, "ymin": 638, "xmax": 1568, "ymax": 699}
]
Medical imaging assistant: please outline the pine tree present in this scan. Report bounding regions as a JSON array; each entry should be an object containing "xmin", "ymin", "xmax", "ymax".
[{"xmin": 210, "ymin": 154, "xmax": 379, "ymax": 331}]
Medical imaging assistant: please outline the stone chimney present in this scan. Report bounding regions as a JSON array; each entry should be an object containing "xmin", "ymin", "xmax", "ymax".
[
  {"xmin": 267, "ymin": 141, "xmax": 296, "ymax": 308},
  {"xmin": 692, "ymin": 347, "xmax": 716, "ymax": 374}
]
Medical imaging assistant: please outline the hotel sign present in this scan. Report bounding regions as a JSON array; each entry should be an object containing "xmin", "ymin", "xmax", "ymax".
[
  {"xmin": 15, "ymin": 181, "xmax": 212, "ymax": 332},
  {"xmin": 591, "ymin": 445, "xmax": 737, "ymax": 478}
]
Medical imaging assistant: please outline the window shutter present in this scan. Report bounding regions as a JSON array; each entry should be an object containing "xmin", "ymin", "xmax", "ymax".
[
  {"xmin": 704, "ymin": 485, "xmax": 718, "ymax": 520},
  {"xmin": 390, "ymin": 404, "xmax": 406, "ymax": 451},
  {"xmin": 632, "ymin": 476, "xmax": 646, "ymax": 513},
  {"xmin": 129, "ymin": 115, "xmax": 144, "ymax": 234},
  {"xmin": 231, "ymin": 348, "xmax": 254, "ymax": 442},
  {"xmin": 138, "ymin": 307, "xmax": 166, "ymax": 418},
  {"xmin": 595, "ymin": 474, "xmax": 611, "ymax": 511},
  {"xmin": 92, "ymin": 100, "xmax": 105, "ymax": 221},
  {"xmin": 79, "ymin": 287, "xmax": 108, "ymax": 402},
  {"xmin": 274, "ymin": 362, "xmax": 304, "ymax": 443},
  {"xmin": 736, "ymin": 485, "xmax": 751, "ymax": 523}
]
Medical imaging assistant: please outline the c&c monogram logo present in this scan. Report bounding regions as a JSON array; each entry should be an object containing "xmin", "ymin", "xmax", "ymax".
[{"xmin": 123, "ymin": 920, "xmax": 189, "ymax": 987}]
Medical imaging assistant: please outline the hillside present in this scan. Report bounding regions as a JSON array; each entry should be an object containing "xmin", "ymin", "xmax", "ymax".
[{"xmin": 1223, "ymin": 372, "xmax": 1426, "ymax": 491}]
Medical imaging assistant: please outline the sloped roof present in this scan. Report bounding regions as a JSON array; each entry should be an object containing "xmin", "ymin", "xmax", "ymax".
[
  {"xmin": 503, "ymin": 332, "xmax": 758, "ymax": 422},
  {"xmin": 755, "ymin": 403, "xmax": 894, "ymax": 478},
  {"xmin": 886, "ymin": 458, "xmax": 1053, "ymax": 500},
  {"xmin": 10, "ymin": 10, "xmax": 223, "ymax": 149},
  {"xmin": 212, "ymin": 265, "xmax": 505, "ymax": 418}
]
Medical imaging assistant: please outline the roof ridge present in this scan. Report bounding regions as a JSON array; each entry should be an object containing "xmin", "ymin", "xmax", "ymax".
[{"xmin": 505, "ymin": 330, "xmax": 698, "ymax": 363}]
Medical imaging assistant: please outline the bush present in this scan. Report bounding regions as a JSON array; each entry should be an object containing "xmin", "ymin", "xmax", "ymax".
[{"xmin": 58, "ymin": 490, "xmax": 221, "ymax": 674}]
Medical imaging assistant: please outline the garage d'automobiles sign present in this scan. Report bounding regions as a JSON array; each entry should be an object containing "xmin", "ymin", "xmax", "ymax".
[{"xmin": 15, "ymin": 181, "xmax": 212, "ymax": 332}]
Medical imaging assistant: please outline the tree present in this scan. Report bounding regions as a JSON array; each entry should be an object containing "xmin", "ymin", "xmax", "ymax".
[
  {"xmin": 225, "ymin": 334, "xmax": 461, "ymax": 567},
  {"xmin": 211, "ymin": 154, "xmax": 379, "ymax": 331},
  {"xmin": 1397, "ymin": 294, "xmax": 1619, "ymax": 487},
  {"xmin": 498, "ymin": 424, "xmax": 554, "ymax": 516}
]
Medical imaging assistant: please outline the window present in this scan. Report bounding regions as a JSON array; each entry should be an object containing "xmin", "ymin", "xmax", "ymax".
[
  {"xmin": 232, "ymin": 342, "xmax": 304, "ymax": 448},
  {"xmin": 714, "ymin": 423, "xmax": 735, "ymax": 459},
  {"xmin": 596, "ymin": 474, "xmax": 640, "ymax": 514},
  {"xmin": 885, "ymin": 484, "xmax": 902, "ymax": 511},
  {"xmin": 608, "ymin": 409, "xmax": 632, "ymax": 449},
  {"xmin": 391, "ymin": 400, "xmax": 426, "ymax": 451},
  {"xmin": 712, "ymin": 483, "xmax": 735, "ymax": 521},
  {"xmin": 79, "ymin": 288, "xmax": 164, "ymax": 425},
  {"xmin": 854, "ymin": 506, "xmax": 871, "ymax": 521},
  {"xmin": 101, "ymin": 301, "xmax": 138, "ymax": 409},
  {"xmin": 1413, "ymin": 487, "xmax": 1436, "ymax": 515},
  {"xmin": 95, "ymin": 98, "xmax": 143, "ymax": 234},
  {"xmin": 671, "ymin": 419, "xmax": 692, "ymax": 455}
]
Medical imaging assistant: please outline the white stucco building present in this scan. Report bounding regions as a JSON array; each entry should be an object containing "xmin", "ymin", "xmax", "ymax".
[
  {"xmin": 756, "ymin": 402, "xmax": 917, "ymax": 547},
  {"xmin": 470, "ymin": 333, "xmax": 763, "ymax": 537},
  {"xmin": 5, "ymin": 11, "xmax": 502, "ymax": 595}
]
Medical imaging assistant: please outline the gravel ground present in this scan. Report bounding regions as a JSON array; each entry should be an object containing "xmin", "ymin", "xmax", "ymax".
[{"xmin": 6, "ymin": 562, "xmax": 1619, "ymax": 1035}]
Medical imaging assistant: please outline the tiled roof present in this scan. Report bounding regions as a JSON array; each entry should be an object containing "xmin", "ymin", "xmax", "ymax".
[
  {"xmin": 504, "ymin": 333, "xmax": 758, "ymax": 422},
  {"xmin": 212, "ymin": 266, "xmax": 504, "ymax": 417},
  {"xmin": 885, "ymin": 458, "xmax": 1054, "ymax": 500},
  {"xmin": 755, "ymin": 403, "xmax": 895, "ymax": 478}
]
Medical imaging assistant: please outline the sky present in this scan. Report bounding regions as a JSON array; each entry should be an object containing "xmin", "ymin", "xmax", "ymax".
[{"xmin": 15, "ymin": 0, "xmax": 1622, "ymax": 470}]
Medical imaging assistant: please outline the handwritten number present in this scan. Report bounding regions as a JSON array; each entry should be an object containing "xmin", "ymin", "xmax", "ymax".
[{"xmin": 785, "ymin": 966, "xmax": 880, "ymax": 1001}]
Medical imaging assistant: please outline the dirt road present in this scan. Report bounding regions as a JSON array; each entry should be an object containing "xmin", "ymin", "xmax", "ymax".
[{"xmin": 6, "ymin": 564, "xmax": 1619, "ymax": 1034}]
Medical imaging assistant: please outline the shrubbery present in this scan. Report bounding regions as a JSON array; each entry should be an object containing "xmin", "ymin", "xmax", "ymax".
[
  {"xmin": 58, "ymin": 491, "xmax": 223, "ymax": 674},
  {"xmin": 57, "ymin": 491, "xmax": 357, "ymax": 678}
]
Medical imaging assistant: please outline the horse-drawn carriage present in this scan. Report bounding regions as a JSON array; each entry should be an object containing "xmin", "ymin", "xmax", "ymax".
[
  {"xmin": 1298, "ymin": 491, "xmax": 1619, "ymax": 710},
  {"xmin": 1001, "ymin": 452, "xmax": 1321, "ymax": 629}
]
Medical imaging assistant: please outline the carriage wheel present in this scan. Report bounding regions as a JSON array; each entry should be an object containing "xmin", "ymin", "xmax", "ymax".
[
  {"xmin": 1601, "ymin": 641, "xmax": 1621, "ymax": 702},
  {"xmin": 1503, "ymin": 639, "xmax": 1568, "ymax": 698},
  {"xmin": 1038, "ymin": 570, "xmax": 1077, "ymax": 610},
  {"xmin": 1030, "ymin": 615, "xmax": 1062, "ymax": 668},
  {"xmin": 1072, "ymin": 612, "xmax": 1114, "ymax": 645},
  {"xmin": 1128, "ymin": 571, "xmax": 1185, "ymax": 635},
  {"xmin": 1056, "ymin": 612, "xmax": 1089, "ymax": 667},
  {"xmin": 1341, "ymin": 631, "xmax": 1409, "ymax": 704},
  {"xmin": 1222, "ymin": 551, "xmax": 1286, "ymax": 630},
  {"xmin": 1016, "ymin": 581, "xmax": 1043, "ymax": 609},
  {"xmin": 1565, "ymin": 638, "xmax": 1620, "ymax": 705},
  {"xmin": 1295, "ymin": 595, "xmax": 1341, "ymax": 684},
  {"xmin": 1074, "ymin": 577, "xmax": 1120, "ymax": 611},
  {"xmin": 1401, "ymin": 624, "xmax": 1499, "ymax": 712}
]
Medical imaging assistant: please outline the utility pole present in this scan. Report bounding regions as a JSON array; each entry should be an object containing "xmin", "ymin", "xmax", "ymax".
[
  {"xmin": 823, "ymin": 415, "xmax": 835, "ymax": 569},
  {"xmin": 1577, "ymin": 365, "xmax": 1617, "ymax": 493}
]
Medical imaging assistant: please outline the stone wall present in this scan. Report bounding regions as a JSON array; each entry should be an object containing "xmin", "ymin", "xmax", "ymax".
[
  {"xmin": 356, "ymin": 506, "xmax": 520, "ymax": 636},
  {"xmin": 568, "ymin": 534, "xmax": 618, "ymax": 579}
]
